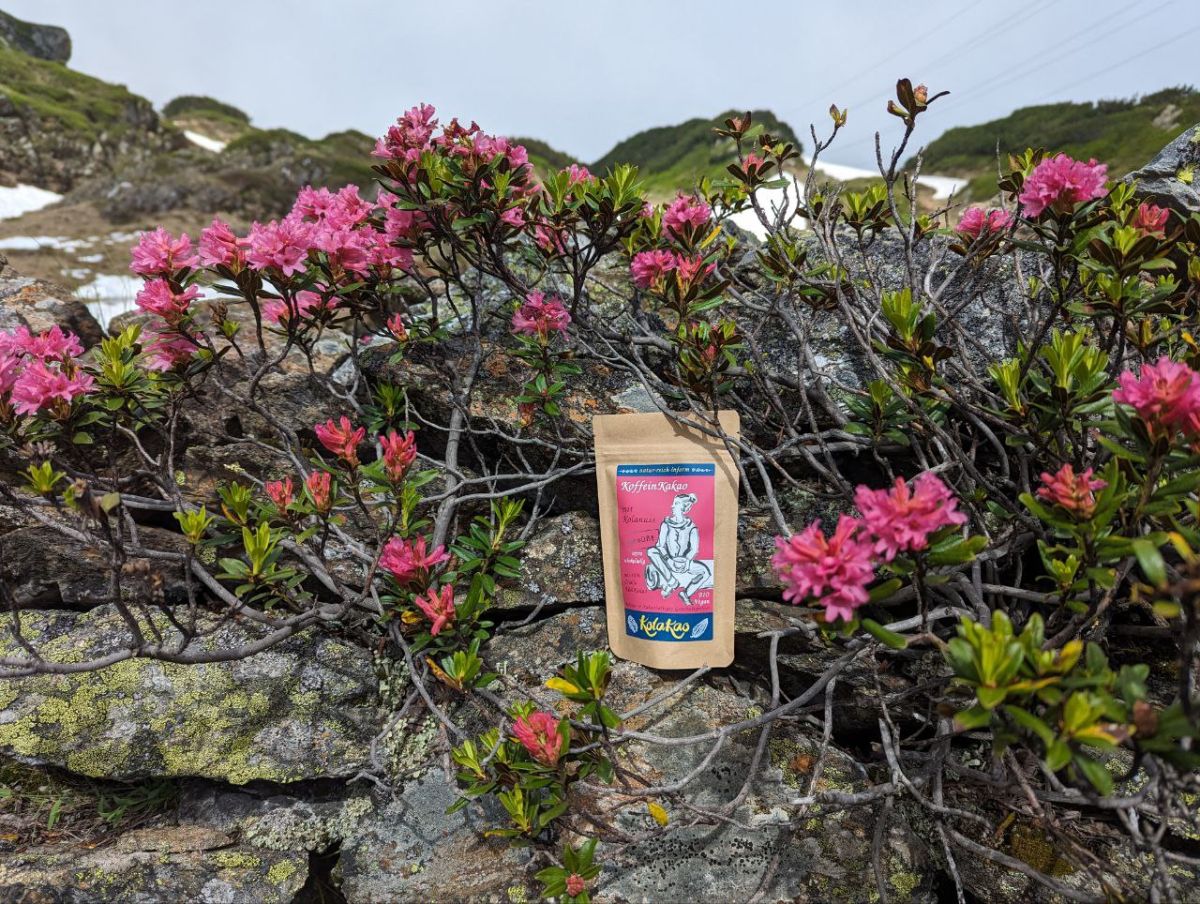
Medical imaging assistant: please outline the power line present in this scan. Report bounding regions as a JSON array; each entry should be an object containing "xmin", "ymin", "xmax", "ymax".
[
  {"xmin": 779, "ymin": 0, "xmax": 989, "ymax": 119},
  {"xmin": 829, "ymin": 19, "xmax": 1200, "ymax": 160}
]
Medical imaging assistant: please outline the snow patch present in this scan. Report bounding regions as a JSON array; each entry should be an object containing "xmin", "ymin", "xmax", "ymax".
[
  {"xmin": 0, "ymin": 184, "xmax": 62, "ymax": 221},
  {"xmin": 184, "ymin": 130, "xmax": 227, "ymax": 153},
  {"xmin": 0, "ymin": 235, "xmax": 91, "ymax": 252}
]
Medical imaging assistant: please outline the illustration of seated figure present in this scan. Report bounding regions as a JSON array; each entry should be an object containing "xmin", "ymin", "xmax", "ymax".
[{"xmin": 644, "ymin": 492, "xmax": 713, "ymax": 604}]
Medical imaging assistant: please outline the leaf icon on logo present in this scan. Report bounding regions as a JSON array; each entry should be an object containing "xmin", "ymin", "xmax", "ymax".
[
  {"xmin": 691, "ymin": 617, "xmax": 710, "ymax": 639},
  {"xmin": 627, "ymin": 614, "xmax": 639, "ymax": 635}
]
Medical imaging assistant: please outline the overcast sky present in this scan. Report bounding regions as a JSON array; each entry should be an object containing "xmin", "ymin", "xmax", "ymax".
[{"xmin": 7, "ymin": 0, "xmax": 1195, "ymax": 169}]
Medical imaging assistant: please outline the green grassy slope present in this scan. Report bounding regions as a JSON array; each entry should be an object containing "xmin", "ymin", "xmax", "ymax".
[
  {"xmin": 0, "ymin": 43, "xmax": 156, "ymax": 138},
  {"xmin": 590, "ymin": 109, "xmax": 801, "ymax": 197},
  {"xmin": 917, "ymin": 87, "xmax": 1199, "ymax": 201}
]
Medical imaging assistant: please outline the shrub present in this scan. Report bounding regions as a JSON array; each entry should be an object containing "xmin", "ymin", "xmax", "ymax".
[{"xmin": 2, "ymin": 79, "xmax": 1200, "ymax": 900}]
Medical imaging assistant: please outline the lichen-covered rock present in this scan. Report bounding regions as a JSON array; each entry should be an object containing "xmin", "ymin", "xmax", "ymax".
[
  {"xmin": 483, "ymin": 610, "xmax": 936, "ymax": 903},
  {"xmin": 336, "ymin": 772, "xmax": 535, "ymax": 904},
  {"xmin": 0, "ymin": 605, "xmax": 382, "ymax": 783},
  {"xmin": 179, "ymin": 783, "xmax": 376, "ymax": 854},
  {"xmin": 495, "ymin": 511, "xmax": 604, "ymax": 610},
  {"xmin": 0, "ymin": 523, "xmax": 190, "ymax": 607},
  {"xmin": 0, "ymin": 269, "xmax": 103, "ymax": 347},
  {"xmin": 1126, "ymin": 122, "xmax": 1200, "ymax": 215},
  {"xmin": 0, "ymin": 834, "xmax": 307, "ymax": 903}
]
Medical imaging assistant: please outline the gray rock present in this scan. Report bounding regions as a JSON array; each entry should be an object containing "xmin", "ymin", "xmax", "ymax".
[
  {"xmin": 484, "ymin": 611, "xmax": 934, "ymax": 903},
  {"xmin": 0, "ymin": 9, "xmax": 70, "ymax": 62},
  {"xmin": 336, "ymin": 773, "xmax": 535, "ymax": 903},
  {"xmin": 0, "ymin": 605, "xmax": 382, "ymax": 783},
  {"xmin": 0, "ymin": 832, "xmax": 307, "ymax": 903},
  {"xmin": 0, "ymin": 270, "xmax": 103, "ymax": 347},
  {"xmin": 495, "ymin": 511, "xmax": 605, "ymax": 610},
  {"xmin": 1125, "ymin": 123, "xmax": 1200, "ymax": 215},
  {"xmin": 0, "ymin": 523, "xmax": 190, "ymax": 608}
]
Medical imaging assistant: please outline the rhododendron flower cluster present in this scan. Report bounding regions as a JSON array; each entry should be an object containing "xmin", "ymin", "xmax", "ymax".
[
  {"xmin": 415, "ymin": 584, "xmax": 456, "ymax": 636},
  {"xmin": 130, "ymin": 227, "xmax": 199, "ymax": 276},
  {"xmin": 263, "ymin": 291, "xmax": 334, "ymax": 325},
  {"xmin": 855, "ymin": 473, "xmax": 967, "ymax": 562},
  {"xmin": 0, "ymin": 325, "xmax": 94, "ymax": 416},
  {"xmin": 955, "ymin": 206, "xmax": 1013, "ymax": 240},
  {"xmin": 265, "ymin": 477, "xmax": 295, "ymax": 510},
  {"xmin": 1131, "ymin": 202, "xmax": 1170, "ymax": 236},
  {"xmin": 199, "ymin": 218, "xmax": 246, "ymax": 270},
  {"xmin": 1036, "ymin": 464, "xmax": 1106, "ymax": 518},
  {"xmin": 511, "ymin": 711, "xmax": 566, "ymax": 766},
  {"xmin": 511, "ymin": 292, "xmax": 570, "ymax": 340},
  {"xmin": 771, "ymin": 515, "xmax": 876, "ymax": 621},
  {"xmin": 380, "ymin": 430, "xmax": 418, "ymax": 482},
  {"xmin": 631, "ymin": 249, "xmax": 678, "ymax": 288},
  {"xmin": 135, "ymin": 280, "xmax": 202, "ymax": 324},
  {"xmin": 662, "ymin": 194, "xmax": 711, "ymax": 239},
  {"xmin": 305, "ymin": 471, "xmax": 333, "ymax": 512},
  {"xmin": 380, "ymin": 535, "xmax": 450, "ymax": 586},
  {"xmin": 1113, "ymin": 357, "xmax": 1200, "ymax": 437},
  {"xmin": 374, "ymin": 103, "xmax": 531, "ymax": 184},
  {"xmin": 315, "ymin": 417, "xmax": 366, "ymax": 466},
  {"xmin": 772, "ymin": 473, "xmax": 965, "ymax": 621},
  {"xmin": 1018, "ymin": 154, "xmax": 1108, "ymax": 218}
]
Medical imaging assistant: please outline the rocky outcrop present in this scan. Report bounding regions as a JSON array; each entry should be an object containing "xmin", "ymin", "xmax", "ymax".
[
  {"xmin": 0, "ymin": 10, "xmax": 70, "ymax": 63},
  {"xmin": 0, "ymin": 827, "xmax": 307, "ymax": 903},
  {"xmin": 0, "ymin": 606, "xmax": 383, "ymax": 783},
  {"xmin": 0, "ymin": 265, "xmax": 102, "ymax": 346},
  {"xmin": 1126, "ymin": 122, "xmax": 1200, "ymax": 215}
]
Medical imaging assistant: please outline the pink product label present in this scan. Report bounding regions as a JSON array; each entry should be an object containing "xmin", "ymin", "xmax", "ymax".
[{"xmin": 615, "ymin": 463, "xmax": 715, "ymax": 642}]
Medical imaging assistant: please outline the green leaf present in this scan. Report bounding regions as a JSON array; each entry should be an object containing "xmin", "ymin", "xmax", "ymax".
[
  {"xmin": 1132, "ymin": 538, "xmax": 1166, "ymax": 587},
  {"xmin": 1074, "ymin": 754, "xmax": 1114, "ymax": 795},
  {"xmin": 861, "ymin": 617, "xmax": 908, "ymax": 649}
]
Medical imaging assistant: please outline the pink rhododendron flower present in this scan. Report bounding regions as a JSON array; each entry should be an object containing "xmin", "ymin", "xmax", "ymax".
[
  {"xmin": 1131, "ymin": 202, "xmax": 1169, "ymax": 236},
  {"xmin": 675, "ymin": 254, "xmax": 715, "ymax": 287},
  {"xmin": 499, "ymin": 206, "xmax": 526, "ymax": 228},
  {"xmin": 379, "ymin": 535, "xmax": 450, "ymax": 585},
  {"xmin": 142, "ymin": 329, "xmax": 196, "ymax": 371},
  {"xmin": 0, "ymin": 325, "xmax": 83, "ymax": 360},
  {"xmin": 565, "ymin": 164, "xmax": 592, "ymax": 186},
  {"xmin": 314, "ymin": 416, "xmax": 366, "ymax": 466},
  {"xmin": 511, "ymin": 291, "xmax": 570, "ymax": 340},
  {"xmin": 1113, "ymin": 357, "xmax": 1200, "ymax": 436},
  {"xmin": 199, "ymin": 218, "xmax": 245, "ymax": 270},
  {"xmin": 533, "ymin": 223, "xmax": 568, "ymax": 255},
  {"xmin": 380, "ymin": 430, "xmax": 418, "ymax": 482},
  {"xmin": 414, "ymin": 584, "xmax": 456, "ymax": 636},
  {"xmin": 662, "ymin": 194, "xmax": 712, "ymax": 239},
  {"xmin": 565, "ymin": 875, "xmax": 586, "ymax": 898},
  {"xmin": 1036, "ymin": 464, "xmax": 1106, "ymax": 518},
  {"xmin": 855, "ymin": 472, "xmax": 966, "ymax": 561},
  {"xmin": 1018, "ymin": 154, "xmax": 1108, "ymax": 218},
  {"xmin": 130, "ymin": 227, "xmax": 199, "ymax": 276},
  {"xmin": 246, "ymin": 217, "xmax": 314, "ymax": 276},
  {"xmin": 374, "ymin": 103, "xmax": 439, "ymax": 161},
  {"xmin": 305, "ymin": 470, "xmax": 333, "ymax": 512},
  {"xmin": 386, "ymin": 313, "xmax": 408, "ymax": 341},
  {"xmin": 263, "ymin": 290, "xmax": 333, "ymax": 325},
  {"xmin": 135, "ymin": 279, "xmax": 201, "ymax": 323},
  {"xmin": 511, "ymin": 711, "xmax": 566, "ymax": 766},
  {"xmin": 9, "ymin": 359, "xmax": 94, "ymax": 415},
  {"xmin": 771, "ymin": 515, "xmax": 876, "ymax": 622},
  {"xmin": 265, "ymin": 477, "xmax": 295, "ymax": 510},
  {"xmin": 955, "ymin": 206, "xmax": 1013, "ymax": 240},
  {"xmin": 631, "ymin": 250, "xmax": 678, "ymax": 288},
  {"xmin": 0, "ymin": 351, "xmax": 20, "ymax": 395}
]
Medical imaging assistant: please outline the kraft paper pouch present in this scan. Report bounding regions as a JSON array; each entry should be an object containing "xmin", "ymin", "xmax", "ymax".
[{"xmin": 593, "ymin": 410, "xmax": 740, "ymax": 669}]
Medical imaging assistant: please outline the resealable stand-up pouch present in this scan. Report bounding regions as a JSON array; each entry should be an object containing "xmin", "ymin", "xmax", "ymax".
[{"xmin": 593, "ymin": 410, "xmax": 741, "ymax": 669}]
